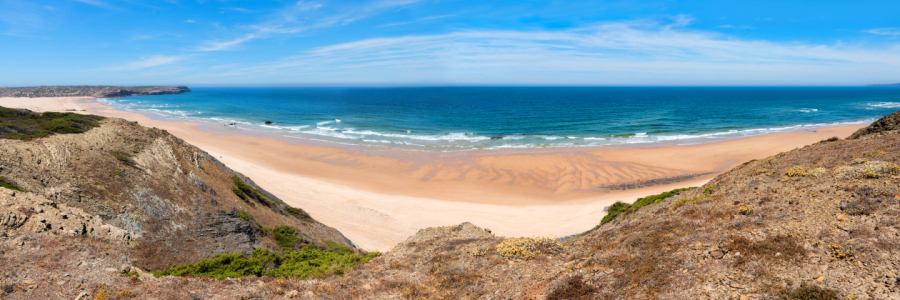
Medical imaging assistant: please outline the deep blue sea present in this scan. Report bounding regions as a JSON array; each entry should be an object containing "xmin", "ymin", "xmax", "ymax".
[{"xmin": 98, "ymin": 87, "xmax": 900, "ymax": 151}]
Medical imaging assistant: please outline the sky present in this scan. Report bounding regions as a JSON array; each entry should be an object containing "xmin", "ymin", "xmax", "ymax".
[{"xmin": 1, "ymin": 0, "xmax": 899, "ymax": 86}]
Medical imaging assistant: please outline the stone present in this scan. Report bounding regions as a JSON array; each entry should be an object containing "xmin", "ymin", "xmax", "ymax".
[
  {"xmin": 711, "ymin": 250, "xmax": 726, "ymax": 259},
  {"xmin": 120, "ymin": 264, "xmax": 132, "ymax": 273},
  {"xmin": 74, "ymin": 292, "xmax": 89, "ymax": 300},
  {"xmin": 284, "ymin": 290, "xmax": 300, "ymax": 298},
  {"xmin": 817, "ymin": 276, "xmax": 826, "ymax": 282}
]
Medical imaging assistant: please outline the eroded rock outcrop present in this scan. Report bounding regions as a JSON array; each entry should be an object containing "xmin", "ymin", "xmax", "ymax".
[{"xmin": 0, "ymin": 189, "xmax": 131, "ymax": 241}]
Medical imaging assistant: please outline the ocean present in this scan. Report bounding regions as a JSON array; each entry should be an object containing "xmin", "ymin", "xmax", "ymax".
[{"xmin": 97, "ymin": 87, "xmax": 900, "ymax": 151}]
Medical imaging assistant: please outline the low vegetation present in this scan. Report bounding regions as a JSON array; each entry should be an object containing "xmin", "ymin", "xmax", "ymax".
[
  {"xmin": 775, "ymin": 284, "xmax": 841, "ymax": 300},
  {"xmin": 495, "ymin": 237, "xmax": 563, "ymax": 261},
  {"xmin": 0, "ymin": 176, "xmax": 26, "ymax": 192},
  {"xmin": 232, "ymin": 175, "xmax": 275, "ymax": 206},
  {"xmin": 599, "ymin": 187, "xmax": 697, "ymax": 226},
  {"xmin": 273, "ymin": 225, "xmax": 303, "ymax": 249},
  {"xmin": 236, "ymin": 210, "xmax": 254, "ymax": 221},
  {"xmin": 151, "ymin": 242, "xmax": 381, "ymax": 280},
  {"xmin": 0, "ymin": 106, "xmax": 104, "ymax": 140}
]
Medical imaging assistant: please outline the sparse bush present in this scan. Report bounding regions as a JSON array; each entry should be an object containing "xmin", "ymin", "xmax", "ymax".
[
  {"xmin": 835, "ymin": 161, "xmax": 900, "ymax": 180},
  {"xmin": 232, "ymin": 175, "xmax": 275, "ymax": 206},
  {"xmin": 547, "ymin": 275, "xmax": 598, "ymax": 300},
  {"xmin": 495, "ymin": 237, "xmax": 562, "ymax": 261},
  {"xmin": 152, "ymin": 243, "xmax": 380, "ymax": 280},
  {"xmin": 597, "ymin": 188, "xmax": 697, "ymax": 227},
  {"xmin": 725, "ymin": 235, "xmax": 806, "ymax": 265},
  {"xmin": 785, "ymin": 166, "xmax": 809, "ymax": 177},
  {"xmin": 828, "ymin": 243, "xmax": 855, "ymax": 260},
  {"xmin": 776, "ymin": 283, "xmax": 840, "ymax": 300},
  {"xmin": 286, "ymin": 206, "xmax": 309, "ymax": 218},
  {"xmin": 113, "ymin": 151, "xmax": 132, "ymax": 166},
  {"xmin": 632, "ymin": 187, "xmax": 696, "ymax": 211},
  {"xmin": 676, "ymin": 194, "xmax": 709, "ymax": 204},
  {"xmin": 273, "ymin": 225, "xmax": 302, "ymax": 249},
  {"xmin": 0, "ymin": 176, "xmax": 26, "ymax": 192},
  {"xmin": 236, "ymin": 210, "xmax": 254, "ymax": 221},
  {"xmin": 600, "ymin": 201, "xmax": 632, "ymax": 226},
  {"xmin": 0, "ymin": 106, "xmax": 104, "ymax": 140}
]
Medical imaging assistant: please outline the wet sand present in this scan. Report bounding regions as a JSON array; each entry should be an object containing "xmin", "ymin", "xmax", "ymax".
[{"xmin": 0, "ymin": 97, "xmax": 866, "ymax": 251}]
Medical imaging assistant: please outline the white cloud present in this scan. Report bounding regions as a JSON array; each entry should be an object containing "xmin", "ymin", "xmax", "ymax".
[
  {"xmin": 185, "ymin": 19, "xmax": 195, "ymax": 23},
  {"xmin": 129, "ymin": 34, "xmax": 153, "ymax": 41},
  {"xmin": 190, "ymin": 18, "xmax": 900, "ymax": 85},
  {"xmin": 718, "ymin": 24, "xmax": 735, "ymax": 28},
  {"xmin": 194, "ymin": 0, "xmax": 422, "ymax": 52},
  {"xmin": 864, "ymin": 28, "xmax": 900, "ymax": 36},
  {"xmin": 72, "ymin": 0, "xmax": 111, "ymax": 8},
  {"xmin": 100, "ymin": 55, "xmax": 187, "ymax": 71},
  {"xmin": 197, "ymin": 34, "xmax": 256, "ymax": 51}
]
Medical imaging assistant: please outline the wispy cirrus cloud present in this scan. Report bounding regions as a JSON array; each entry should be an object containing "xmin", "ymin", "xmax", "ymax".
[
  {"xmin": 184, "ymin": 17, "xmax": 900, "ymax": 85},
  {"xmin": 864, "ymin": 28, "xmax": 900, "ymax": 36},
  {"xmin": 71, "ymin": 0, "xmax": 112, "ymax": 9},
  {"xmin": 378, "ymin": 14, "xmax": 455, "ymax": 27},
  {"xmin": 197, "ymin": 34, "xmax": 257, "ymax": 51},
  {"xmin": 99, "ymin": 55, "xmax": 188, "ymax": 71},
  {"xmin": 195, "ymin": 0, "xmax": 423, "ymax": 51}
]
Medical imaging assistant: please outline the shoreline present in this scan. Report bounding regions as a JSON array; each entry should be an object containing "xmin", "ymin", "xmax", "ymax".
[{"xmin": 0, "ymin": 96, "xmax": 869, "ymax": 251}]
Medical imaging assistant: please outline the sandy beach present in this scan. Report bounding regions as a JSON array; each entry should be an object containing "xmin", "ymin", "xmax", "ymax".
[{"xmin": 0, "ymin": 97, "xmax": 867, "ymax": 251}]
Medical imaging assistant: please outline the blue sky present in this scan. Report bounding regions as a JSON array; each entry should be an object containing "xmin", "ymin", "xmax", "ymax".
[{"xmin": 1, "ymin": 0, "xmax": 899, "ymax": 86}]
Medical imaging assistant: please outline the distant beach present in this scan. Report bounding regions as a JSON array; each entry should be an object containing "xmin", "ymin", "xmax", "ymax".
[
  {"xmin": 0, "ymin": 96, "xmax": 869, "ymax": 251},
  {"xmin": 92, "ymin": 87, "xmax": 897, "ymax": 151}
]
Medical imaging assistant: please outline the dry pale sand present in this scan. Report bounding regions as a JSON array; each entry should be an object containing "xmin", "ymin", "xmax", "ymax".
[{"xmin": 0, "ymin": 97, "xmax": 867, "ymax": 251}]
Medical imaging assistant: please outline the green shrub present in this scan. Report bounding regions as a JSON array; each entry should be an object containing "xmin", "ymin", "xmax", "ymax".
[
  {"xmin": 598, "ymin": 187, "xmax": 696, "ymax": 227},
  {"xmin": 676, "ymin": 195, "xmax": 709, "ymax": 204},
  {"xmin": 232, "ymin": 187, "xmax": 246, "ymax": 200},
  {"xmin": 632, "ymin": 187, "xmax": 696, "ymax": 212},
  {"xmin": 0, "ymin": 107, "xmax": 104, "ymax": 140},
  {"xmin": 151, "ymin": 243, "xmax": 380, "ymax": 280},
  {"xmin": 0, "ymin": 177, "xmax": 26, "ymax": 192},
  {"xmin": 273, "ymin": 225, "xmax": 302, "ymax": 249},
  {"xmin": 232, "ymin": 175, "xmax": 275, "ymax": 206},
  {"xmin": 600, "ymin": 202, "xmax": 632, "ymax": 226},
  {"xmin": 112, "ymin": 151, "xmax": 132, "ymax": 166},
  {"xmin": 236, "ymin": 210, "xmax": 254, "ymax": 221},
  {"xmin": 286, "ymin": 206, "xmax": 309, "ymax": 218}
]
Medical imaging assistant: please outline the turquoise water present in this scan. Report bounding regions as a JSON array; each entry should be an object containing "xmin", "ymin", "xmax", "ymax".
[{"xmin": 97, "ymin": 87, "xmax": 900, "ymax": 151}]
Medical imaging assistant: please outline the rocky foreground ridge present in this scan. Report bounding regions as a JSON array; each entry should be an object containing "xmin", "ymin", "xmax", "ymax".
[
  {"xmin": 2, "ymin": 109, "xmax": 900, "ymax": 299},
  {"xmin": 0, "ymin": 86, "xmax": 190, "ymax": 98}
]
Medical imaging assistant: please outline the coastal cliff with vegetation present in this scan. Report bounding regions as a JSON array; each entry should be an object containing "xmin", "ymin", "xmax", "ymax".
[
  {"xmin": 0, "ymin": 86, "xmax": 190, "ymax": 98},
  {"xmin": 2, "ymin": 107, "xmax": 900, "ymax": 299}
]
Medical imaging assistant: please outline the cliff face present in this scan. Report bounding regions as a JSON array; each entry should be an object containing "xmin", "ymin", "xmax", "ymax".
[
  {"xmin": 0, "ymin": 116, "xmax": 355, "ymax": 271},
  {"xmin": 0, "ymin": 86, "xmax": 190, "ymax": 98}
]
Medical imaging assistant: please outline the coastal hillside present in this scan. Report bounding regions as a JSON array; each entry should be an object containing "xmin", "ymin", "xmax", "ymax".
[
  {"xmin": 0, "ymin": 86, "xmax": 190, "ymax": 98},
  {"xmin": 0, "ymin": 107, "xmax": 361, "ymax": 274},
  {"xmin": 2, "ymin": 108, "xmax": 900, "ymax": 299},
  {"xmin": 313, "ymin": 112, "xmax": 900, "ymax": 299}
]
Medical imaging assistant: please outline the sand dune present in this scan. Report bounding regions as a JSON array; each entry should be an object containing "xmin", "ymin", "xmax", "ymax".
[{"xmin": 0, "ymin": 96, "xmax": 866, "ymax": 251}]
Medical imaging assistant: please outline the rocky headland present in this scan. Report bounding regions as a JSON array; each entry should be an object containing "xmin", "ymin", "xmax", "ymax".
[{"xmin": 0, "ymin": 86, "xmax": 190, "ymax": 98}]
